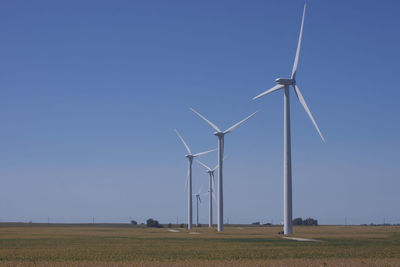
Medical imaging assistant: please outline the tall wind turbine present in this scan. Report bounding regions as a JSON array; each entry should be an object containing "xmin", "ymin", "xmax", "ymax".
[
  {"xmin": 190, "ymin": 108, "xmax": 258, "ymax": 231},
  {"xmin": 253, "ymin": 4, "xmax": 324, "ymax": 235},
  {"xmin": 175, "ymin": 129, "xmax": 215, "ymax": 230},
  {"xmin": 196, "ymin": 160, "xmax": 218, "ymax": 228}
]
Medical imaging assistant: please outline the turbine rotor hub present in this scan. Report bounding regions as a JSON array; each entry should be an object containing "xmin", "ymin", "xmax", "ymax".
[{"xmin": 275, "ymin": 78, "xmax": 295, "ymax": 85}]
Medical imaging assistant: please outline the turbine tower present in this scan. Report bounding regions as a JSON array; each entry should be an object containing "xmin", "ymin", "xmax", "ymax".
[
  {"xmin": 253, "ymin": 4, "xmax": 324, "ymax": 235},
  {"xmin": 175, "ymin": 129, "xmax": 215, "ymax": 230},
  {"xmin": 190, "ymin": 108, "xmax": 258, "ymax": 232},
  {"xmin": 196, "ymin": 159, "xmax": 218, "ymax": 228}
]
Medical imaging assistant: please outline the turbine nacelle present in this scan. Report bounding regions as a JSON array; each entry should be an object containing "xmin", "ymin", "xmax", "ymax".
[
  {"xmin": 213, "ymin": 132, "xmax": 225, "ymax": 137},
  {"xmin": 275, "ymin": 78, "xmax": 295, "ymax": 85}
]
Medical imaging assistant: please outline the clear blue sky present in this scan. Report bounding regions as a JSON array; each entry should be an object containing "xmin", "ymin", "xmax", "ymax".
[{"xmin": 0, "ymin": 0, "xmax": 399, "ymax": 225}]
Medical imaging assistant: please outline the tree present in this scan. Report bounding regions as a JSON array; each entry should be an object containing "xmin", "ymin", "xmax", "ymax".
[
  {"xmin": 292, "ymin": 217, "xmax": 318, "ymax": 226},
  {"xmin": 146, "ymin": 218, "xmax": 162, "ymax": 228},
  {"xmin": 130, "ymin": 220, "xmax": 137, "ymax": 225},
  {"xmin": 303, "ymin": 218, "xmax": 318, "ymax": 226},
  {"xmin": 293, "ymin": 218, "xmax": 303, "ymax": 225}
]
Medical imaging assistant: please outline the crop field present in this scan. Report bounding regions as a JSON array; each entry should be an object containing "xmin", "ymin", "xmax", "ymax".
[{"xmin": 0, "ymin": 224, "xmax": 399, "ymax": 266}]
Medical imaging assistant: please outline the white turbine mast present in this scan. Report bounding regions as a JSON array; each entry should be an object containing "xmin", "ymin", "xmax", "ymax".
[
  {"xmin": 253, "ymin": 4, "xmax": 324, "ymax": 235},
  {"xmin": 174, "ymin": 129, "xmax": 215, "ymax": 230},
  {"xmin": 190, "ymin": 108, "xmax": 258, "ymax": 231}
]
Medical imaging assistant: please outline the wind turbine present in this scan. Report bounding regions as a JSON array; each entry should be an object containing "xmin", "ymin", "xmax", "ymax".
[
  {"xmin": 196, "ymin": 159, "xmax": 218, "ymax": 228},
  {"xmin": 175, "ymin": 129, "xmax": 215, "ymax": 230},
  {"xmin": 193, "ymin": 186, "xmax": 203, "ymax": 227},
  {"xmin": 253, "ymin": 4, "xmax": 324, "ymax": 235},
  {"xmin": 190, "ymin": 108, "xmax": 258, "ymax": 231}
]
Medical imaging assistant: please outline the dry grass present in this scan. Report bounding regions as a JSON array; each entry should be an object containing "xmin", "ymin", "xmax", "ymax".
[
  {"xmin": 0, "ymin": 224, "xmax": 399, "ymax": 266},
  {"xmin": 0, "ymin": 259, "xmax": 400, "ymax": 267}
]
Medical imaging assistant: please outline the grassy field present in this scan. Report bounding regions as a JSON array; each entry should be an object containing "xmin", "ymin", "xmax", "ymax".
[{"xmin": 0, "ymin": 223, "xmax": 399, "ymax": 266}]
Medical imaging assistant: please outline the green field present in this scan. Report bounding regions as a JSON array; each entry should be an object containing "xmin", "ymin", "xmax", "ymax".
[{"xmin": 0, "ymin": 223, "xmax": 399, "ymax": 266}]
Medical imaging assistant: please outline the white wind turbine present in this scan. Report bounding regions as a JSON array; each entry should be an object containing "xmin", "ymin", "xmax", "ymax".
[
  {"xmin": 253, "ymin": 4, "xmax": 324, "ymax": 235},
  {"xmin": 190, "ymin": 108, "xmax": 258, "ymax": 232},
  {"xmin": 175, "ymin": 129, "xmax": 215, "ymax": 230},
  {"xmin": 196, "ymin": 159, "xmax": 218, "ymax": 228},
  {"xmin": 193, "ymin": 186, "xmax": 203, "ymax": 227}
]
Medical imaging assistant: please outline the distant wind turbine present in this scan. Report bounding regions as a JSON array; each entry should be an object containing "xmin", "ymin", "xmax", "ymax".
[
  {"xmin": 175, "ymin": 129, "xmax": 215, "ymax": 230},
  {"xmin": 190, "ymin": 108, "xmax": 258, "ymax": 231},
  {"xmin": 196, "ymin": 159, "xmax": 218, "ymax": 228},
  {"xmin": 253, "ymin": 4, "xmax": 324, "ymax": 235},
  {"xmin": 193, "ymin": 186, "xmax": 203, "ymax": 227}
]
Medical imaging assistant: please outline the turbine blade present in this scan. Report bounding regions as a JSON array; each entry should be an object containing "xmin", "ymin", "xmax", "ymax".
[
  {"xmin": 294, "ymin": 85, "xmax": 325, "ymax": 142},
  {"xmin": 196, "ymin": 159, "xmax": 212, "ymax": 171},
  {"xmin": 174, "ymin": 129, "xmax": 192, "ymax": 154},
  {"xmin": 193, "ymin": 148, "xmax": 216, "ymax": 157},
  {"xmin": 184, "ymin": 167, "xmax": 189, "ymax": 192},
  {"xmin": 253, "ymin": 84, "xmax": 285, "ymax": 100},
  {"xmin": 190, "ymin": 108, "xmax": 221, "ymax": 132},
  {"xmin": 198, "ymin": 184, "xmax": 203, "ymax": 195},
  {"xmin": 291, "ymin": 3, "xmax": 306, "ymax": 80},
  {"xmin": 212, "ymin": 155, "xmax": 226, "ymax": 171},
  {"xmin": 199, "ymin": 196, "xmax": 202, "ymax": 203},
  {"xmin": 223, "ymin": 111, "xmax": 259, "ymax": 134}
]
